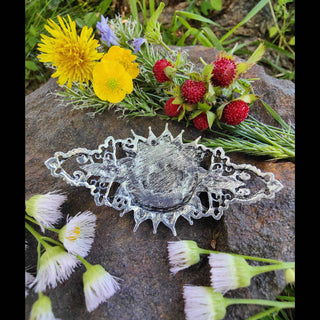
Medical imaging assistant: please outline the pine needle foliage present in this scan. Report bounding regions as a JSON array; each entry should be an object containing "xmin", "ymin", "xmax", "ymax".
[{"xmin": 202, "ymin": 101, "xmax": 295, "ymax": 161}]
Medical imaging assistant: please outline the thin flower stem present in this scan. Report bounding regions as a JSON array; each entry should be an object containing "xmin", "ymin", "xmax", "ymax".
[
  {"xmin": 160, "ymin": 39, "xmax": 173, "ymax": 52},
  {"xmin": 40, "ymin": 236, "xmax": 64, "ymax": 248},
  {"xmin": 245, "ymin": 306, "xmax": 279, "ymax": 320},
  {"xmin": 46, "ymin": 227, "xmax": 61, "ymax": 233},
  {"xmin": 36, "ymin": 241, "xmax": 41, "ymax": 272},
  {"xmin": 250, "ymin": 262, "xmax": 295, "ymax": 277},
  {"xmin": 25, "ymin": 214, "xmax": 38, "ymax": 225},
  {"xmin": 25, "ymin": 222, "xmax": 51, "ymax": 250},
  {"xmin": 197, "ymin": 248, "xmax": 283, "ymax": 264},
  {"xmin": 25, "ymin": 214, "xmax": 61, "ymax": 233},
  {"xmin": 76, "ymin": 254, "xmax": 93, "ymax": 270},
  {"xmin": 224, "ymin": 297, "xmax": 295, "ymax": 309}
]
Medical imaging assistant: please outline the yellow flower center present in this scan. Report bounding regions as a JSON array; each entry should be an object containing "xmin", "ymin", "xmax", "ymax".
[
  {"xmin": 66, "ymin": 226, "xmax": 81, "ymax": 242},
  {"xmin": 107, "ymin": 78, "xmax": 118, "ymax": 89}
]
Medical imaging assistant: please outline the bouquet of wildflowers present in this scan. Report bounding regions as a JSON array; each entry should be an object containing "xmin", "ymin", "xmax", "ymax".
[{"xmin": 36, "ymin": 2, "xmax": 294, "ymax": 160}]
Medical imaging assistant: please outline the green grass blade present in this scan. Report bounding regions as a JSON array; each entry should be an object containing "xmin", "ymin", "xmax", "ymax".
[
  {"xmin": 128, "ymin": 0, "xmax": 139, "ymax": 22},
  {"xmin": 260, "ymin": 100, "xmax": 290, "ymax": 130},
  {"xmin": 175, "ymin": 10, "xmax": 222, "ymax": 28},
  {"xmin": 202, "ymin": 26, "xmax": 224, "ymax": 50},
  {"xmin": 220, "ymin": 0, "xmax": 270, "ymax": 43}
]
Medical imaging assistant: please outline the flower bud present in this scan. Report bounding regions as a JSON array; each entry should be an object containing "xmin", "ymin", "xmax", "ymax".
[
  {"xmin": 209, "ymin": 253, "xmax": 252, "ymax": 294},
  {"xmin": 167, "ymin": 240, "xmax": 201, "ymax": 274},
  {"xmin": 285, "ymin": 268, "xmax": 295, "ymax": 284},
  {"xmin": 183, "ymin": 285, "xmax": 227, "ymax": 320}
]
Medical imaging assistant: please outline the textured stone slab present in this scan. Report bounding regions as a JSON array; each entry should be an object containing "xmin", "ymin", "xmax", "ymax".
[{"xmin": 25, "ymin": 46, "xmax": 294, "ymax": 320}]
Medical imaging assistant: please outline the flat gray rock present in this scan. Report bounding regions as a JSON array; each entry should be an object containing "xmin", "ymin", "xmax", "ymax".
[{"xmin": 25, "ymin": 46, "xmax": 294, "ymax": 320}]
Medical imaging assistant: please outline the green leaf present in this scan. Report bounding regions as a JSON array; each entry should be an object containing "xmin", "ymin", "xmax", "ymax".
[
  {"xmin": 236, "ymin": 43, "xmax": 265, "ymax": 75},
  {"xmin": 189, "ymin": 72, "xmax": 202, "ymax": 81},
  {"xmin": 204, "ymin": 82, "xmax": 216, "ymax": 102},
  {"xmin": 98, "ymin": 0, "xmax": 113, "ymax": 14},
  {"xmin": 216, "ymin": 101, "xmax": 229, "ymax": 119},
  {"xmin": 247, "ymin": 42, "xmax": 266, "ymax": 65},
  {"xmin": 83, "ymin": 12, "xmax": 99, "ymax": 28},
  {"xmin": 177, "ymin": 107, "xmax": 185, "ymax": 122},
  {"xmin": 200, "ymin": 1, "xmax": 213, "ymax": 15},
  {"xmin": 206, "ymin": 111, "xmax": 216, "ymax": 128},
  {"xmin": 268, "ymin": 26, "xmax": 278, "ymax": 38},
  {"xmin": 145, "ymin": 2, "xmax": 165, "ymax": 44},
  {"xmin": 172, "ymin": 96, "xmax": 183, "ymax": 104},
  {"xmin": 189, "ymin": 110, "xmax": 203, "ymax": 120},
  {"xmin": 202, "ymin": 64, "xmax": 214, "ymax": 82},
  {"xmin": 211, "ymin": 0, "xmax": 222, "ymax": 10},
  {"xmin": 237, "ymin": 94, "xmax": 259, "ymax": 104},
  {"xmin": 25, "ymin": 60, "xmax": 39, "ymax": 71},
  {"xmin": 288, "ymin": 36, "xmax": 295, "ymax": 46},
  {"xmin": 198, "ymin": 102, "xmax": 212, "ymax": 112}
]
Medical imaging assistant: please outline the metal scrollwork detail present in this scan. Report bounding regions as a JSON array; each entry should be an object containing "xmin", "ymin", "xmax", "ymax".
[{"xmin": 45, "ymin": 124, "xmax": 283, "ymax": 236}]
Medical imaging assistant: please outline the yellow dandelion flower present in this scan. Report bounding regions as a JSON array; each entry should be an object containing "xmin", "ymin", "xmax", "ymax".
[
  {"xmin": 37, "ymin": 15, "xmax": 103, "ymax": 87},
  {"xmin": 101, "ymin": 46, "xmax": 140, "ymax": 79},
  {"xmin": 92, "ymin": 60, "xmax": 133, "ymax": 103}
]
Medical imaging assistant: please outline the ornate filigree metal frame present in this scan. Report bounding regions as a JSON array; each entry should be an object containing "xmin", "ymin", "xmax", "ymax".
[{"xmin": 45, "ymin": 124, "xmax": 283, "ymax": 236}]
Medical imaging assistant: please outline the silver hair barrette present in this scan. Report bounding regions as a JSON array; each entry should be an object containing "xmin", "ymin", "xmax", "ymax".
[{"xmin": 45, "ymin": 124, "xmax": 283, "ymax": 236}]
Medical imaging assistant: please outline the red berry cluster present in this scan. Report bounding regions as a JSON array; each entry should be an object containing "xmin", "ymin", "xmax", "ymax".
[
  {"xmin": 152, "ymin": 59, "xmax": 173, "ymax": 83},
  {"xmin": 222, "ymin": 100, "xmax": 249, "ymax": 125},
  {"xmin": 152, "ymin": 53, "xmax": 252, "ymax": 131},
  {"xmin": 164, "ymin": 98, "xmax": 181, "ymax": 117},
  {"xmin": 181, "ymin": 79, "xmax": 206, "ymax": 104},
  {"xmin": 211, "ymin": 57, "xmax": 236, "ymax": 88}
]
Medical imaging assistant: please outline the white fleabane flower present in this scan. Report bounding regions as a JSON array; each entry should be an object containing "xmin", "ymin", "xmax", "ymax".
[
  {"xmin": 167, "ymin": 240, "xmax": 201, "ymax": 274},
  {"xmin": 25, "ymin": 191, "xmax": 67, "ymax": 232},
  {"xmin": 33, "ymin": 245, "xmax": 80, "ymax": 292},
  {"xmin": 25, "ymin": 271, "xmax": 35, "ymax": 297},
  {"xmin": 83, "ymin": 264, "xmax": 120, "ymax": 312},
  {"xmin": 58, "ymin": 211, "xmax": 97, "ymax": 257},
  {"xmin": 183, "ymin": 285, "xmax": 227, "ymax": 320},
  {"xmin": 29, "ymin": 293, "xmax": 58, "ymax": 320},
  {"xmin": 209, "ymin": 253, "xmax": 252, "ymax": 294}
]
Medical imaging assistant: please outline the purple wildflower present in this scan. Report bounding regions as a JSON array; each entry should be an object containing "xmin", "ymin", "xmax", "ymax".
[
  {"xmin": 132, "ymin": 38, "xmax": 146, "ymax": 53},
  {"xmin": 96, "ymin": 15, "xmax": 119, "ymax": 46}
]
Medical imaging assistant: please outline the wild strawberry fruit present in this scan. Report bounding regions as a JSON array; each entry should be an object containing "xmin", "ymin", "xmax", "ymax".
[
  {"xmin": 153, "ymin": 59, "xmax": 174, "ymax": 83},
  {"xmin": 193, "ymin": 112, "xmax": 209, "ymax": 131},
  {"xmin": 181, "ymin": 80, "xmax": 206, "ymax": 104},
  {"xmin": 211, "ymin": 56, "xmax": 236, "ymax": 87},
  {"xmin": 221, "ymin": 100, "xmax": 249, "ymax": 125},
  {"xmin": 164, "ymin": 97, "xmax": 182, "ymax": 117}
]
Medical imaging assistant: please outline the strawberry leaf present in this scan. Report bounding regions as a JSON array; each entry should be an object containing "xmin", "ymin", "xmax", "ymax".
[{"xmin": 206, "ymin": 111, "xmax": 216, "ymax": 129}]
